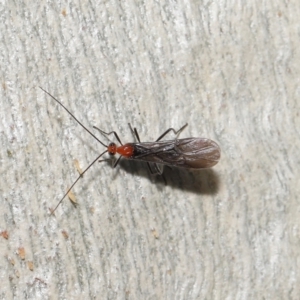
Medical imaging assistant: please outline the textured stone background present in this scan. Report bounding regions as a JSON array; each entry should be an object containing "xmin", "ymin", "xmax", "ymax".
[{"xmin": 0, "ymin": 1, "xmax": 299, "ymax": 299}]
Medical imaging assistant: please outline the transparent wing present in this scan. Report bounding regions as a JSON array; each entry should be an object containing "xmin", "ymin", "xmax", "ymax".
[{"xmin": 131, "ymin": 138, "xmax": 220, "ymax": 169}]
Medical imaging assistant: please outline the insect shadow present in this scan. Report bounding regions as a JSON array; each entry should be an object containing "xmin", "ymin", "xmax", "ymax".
[{"xmin": 113, "ymin": 158, "xmax": 220, "ymax": 195}]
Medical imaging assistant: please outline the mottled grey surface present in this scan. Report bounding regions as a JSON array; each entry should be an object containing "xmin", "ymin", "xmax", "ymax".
[{"xmin": 0, "ymin": 1, "xmax": 299, "ymax": 299}]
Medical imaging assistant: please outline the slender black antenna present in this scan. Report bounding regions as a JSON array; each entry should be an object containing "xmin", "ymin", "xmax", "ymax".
[
  {"xmin": 39, "ymin": 87, "xmax": 111, "ymax": 213},
  {"xmin": 51, "ymin": 150, "xmax": 108, "ymax": 214},
  {"xmin": 39, "ymin": 87, "xmax": 107, "ymax": 148}
]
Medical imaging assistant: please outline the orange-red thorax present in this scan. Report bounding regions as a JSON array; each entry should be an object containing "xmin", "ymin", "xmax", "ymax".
[{"xmin": 116, "ymin": 144, "xmax": 134, "ymax": 158}]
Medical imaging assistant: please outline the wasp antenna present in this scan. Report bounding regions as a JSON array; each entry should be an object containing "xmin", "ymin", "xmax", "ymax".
[
  {"xmin": 39, "ymin": 87, "xmax": 107, "ymax": 148},
  {"xmin": 50, "ymin": 150, "xmax": 108, "ymax": 214}
]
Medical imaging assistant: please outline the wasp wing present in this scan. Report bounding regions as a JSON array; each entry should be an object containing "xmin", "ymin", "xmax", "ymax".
[{"xmin": 131, "ymin": 138, "xmax": 220, "ymax": 169}]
